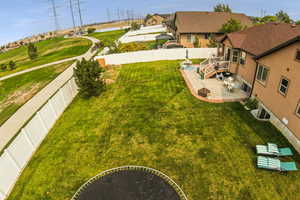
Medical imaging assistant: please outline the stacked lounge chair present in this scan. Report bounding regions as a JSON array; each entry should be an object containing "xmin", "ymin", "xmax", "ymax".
[
  {"xmin": 256, "ymin": 143, "xmax": 297, "ymax": 172},
  {"xmin": 256, "ymin": 143, "xmax": 293, "ymax": 156},
  {"xmin": 257, "ymin": 156, "xmax": 297, "ymax": 171}
]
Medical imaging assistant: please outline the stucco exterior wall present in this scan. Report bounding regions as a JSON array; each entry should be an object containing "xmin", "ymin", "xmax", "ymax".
[
  {"xmin": 179, "ymin": 33, "xmax": 210, "ymax": 48},
  {"xmin": 253, "ymin": 41, "xmax": 300, "ymax": 139},
  {"xmin": 222, "ymin": 38, "xmax": 257, "ymax": 85}
]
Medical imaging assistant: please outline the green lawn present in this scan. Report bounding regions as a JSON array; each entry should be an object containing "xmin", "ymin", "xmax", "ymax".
[
  {"xmin": 88, "ymin": 29, "xmax": 126, "ymax": 44},
  {"xmin": 7, "ymin": 60, "xmax": 300, "ymax": 200},
  {"xmin": 0, "ymin": 61, "xmax": 74, "ymax": 125},
  {"xmin": 0, "ymin": 37, "xmax": 91, "ymax": 77}
]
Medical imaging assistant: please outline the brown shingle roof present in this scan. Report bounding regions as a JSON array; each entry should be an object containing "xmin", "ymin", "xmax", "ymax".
[
  {"xmin": 222, "ymin": 23, "xmax": 300, "ymax": 56},
  {"xmin": 175, "ymin": 11, "xmax": 252, "ymax": 34}
]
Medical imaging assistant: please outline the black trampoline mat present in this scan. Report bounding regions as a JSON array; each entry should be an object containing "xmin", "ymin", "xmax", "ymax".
[{"xmin": 75, "ymin": 170, "xmax": 181, "ymax": 200}]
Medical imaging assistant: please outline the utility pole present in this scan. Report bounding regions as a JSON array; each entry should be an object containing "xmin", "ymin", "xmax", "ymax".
[
  {"xmin": 76, "ymin": 0, "xmax": 83, "ymax": 31},
  {"xmin": 50, "ymin": 0, "xmax": 59, "ymax": 35},
  {"xmin": 69, "ymin": 0, "xmax": 76, "ymax": 33}
]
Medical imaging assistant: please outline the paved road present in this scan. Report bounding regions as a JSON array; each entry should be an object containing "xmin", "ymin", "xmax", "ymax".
[
  {"xmin": 0, "ymin": 36, "xmax": 98, "ymax": 81},
  {"xmin": 0, "ymin": 36, "xmax": 99, "ymax": 151}
]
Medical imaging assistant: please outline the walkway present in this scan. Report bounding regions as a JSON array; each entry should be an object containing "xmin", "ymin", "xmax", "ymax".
[
  {"xmin": 0, "ymin": 36, "xmax": 98, "ymax": 81},
  {"xmin": 0, "ymin": 36, "xmax": 99, "ymax": 151}
]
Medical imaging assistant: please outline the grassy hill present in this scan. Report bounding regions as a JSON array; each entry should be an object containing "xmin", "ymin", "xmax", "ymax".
[
  {"xmin": 0, "ymin": 61, "xmax": 74, "ymax": 125},
  {"xmin": 0, "ymin": 37, "xmax": 91, "ymax": 77}
]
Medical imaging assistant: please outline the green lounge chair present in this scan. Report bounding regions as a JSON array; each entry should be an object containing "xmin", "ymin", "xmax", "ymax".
[
  {"xmin": 256, "ymin": 143, "xmax": 293, "ymax": 156},
  {"xmin": 257, "ymin": 156, "xmax": 298, "ymax": 171}
]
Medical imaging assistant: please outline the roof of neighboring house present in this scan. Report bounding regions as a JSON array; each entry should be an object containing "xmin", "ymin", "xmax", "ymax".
[
  {"xmin": 218, "ymin": 23, "xmax": 300, "ymax": 57},
  {"xmin": 152, "ymin": 13, "xmax": 171, "ymax": 19},
  {"xmin": 174, "ymin": 11, "xmax": 252, "ymax": 34}
]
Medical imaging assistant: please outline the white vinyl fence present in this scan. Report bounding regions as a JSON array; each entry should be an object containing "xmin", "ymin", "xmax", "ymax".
[
  {"xmin": 95, "ymin": 48, "xmax": 217, "ymax": 65},
  {"xmin": 0, "ymin": 78, "xmax": 78, "ymax": 200},
  {"xmin": 118, "ymin": 24, "xmax": 167, "ymax": 43}
]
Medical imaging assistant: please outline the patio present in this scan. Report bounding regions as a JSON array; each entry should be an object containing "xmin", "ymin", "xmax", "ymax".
[{"xmin": 181, "ymin": 65, "xmax": 248, "ymax": 103}]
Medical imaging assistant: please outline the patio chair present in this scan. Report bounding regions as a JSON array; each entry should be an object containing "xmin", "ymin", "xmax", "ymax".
[
  {"xmin": 256, "ymin": 143, "xmax": 293, "ymax": 156},
  {"xmin": 257, "ymin": 156, "xmax": 298, "ymax": 171}
]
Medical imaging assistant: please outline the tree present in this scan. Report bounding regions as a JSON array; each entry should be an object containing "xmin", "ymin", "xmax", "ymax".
[
  {"xmin": 27, "ymin": 43, "xmax": 38, "ymax": 60},
  {"xmin": 73, "ymin": 58, "xmax": 105, "ymax": 98},
  {"xmin": 296, "ymin": 21, "xmax": 300, "ymax": 25},
  {"xmin": 87, "ymin": 27, "xmax": 96, "ymax": 34},
  {"xmin": 131, "ymin": 22, "xmax": 141, "ymax": 30},
  {"xmin": 276, "ymin": 10, "xmax": 292, "ymax": 23},
  {"xmin": 193, "ymin": 37, "xmax": 200, "ymax": 48},
  {"xmin": 8, "ymin": 60, "xmax": 16, "ymax": 70},
  {"xmin": 219, "ymin": 18, "xmax": 243, "ymax": 34},
  {"xmin": 261, "ymin": 15, "xmax": 278, "ymax": 23},
  {"xmin": 213, "ymin": 4, "xmax": 232, "ymax": 13},
  {"xmin": 144, "ymin": 14, "xmax": 152, "ymax": 25}
]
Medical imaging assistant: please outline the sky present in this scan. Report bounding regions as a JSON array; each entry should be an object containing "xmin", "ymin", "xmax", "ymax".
[{"xmin": 1, "ymin": 0, "xmax": 300, "ymax": 46}]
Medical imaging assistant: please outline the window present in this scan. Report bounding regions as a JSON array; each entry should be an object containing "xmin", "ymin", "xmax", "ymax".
[
  {"xmin": 256, "ymin": 65, "xmax": 269, "ymax": 83},
  {"xmin": 296, "ymin": 50, "xmax": 300, "ymax": 61},
  {"xmin": 241, "ymin": 82, "xmax": 251, "ymax": 94},
  {"xmin": 278, "ymin": 77, "xmax": 289, "ymax": 96},
  {"xmin": 296, "ymin": 102, "xmax": 300, "ymax": 117},
  {"xmin": 258, "ymin": 106, "xmax": 271, "ymax": 120},
  {"xmin": 239, "ymin": 51, "xmax": 246, "ymax": 65},
  {"xmin": 225, "ymin": 48, "xmax": 231, "ymax": 61},
  {"xmin": 204, "ymin": 33, "xmax": 211, "ymax": 39},
  {"xmin": 232, "ymin": 49, "xmax": 239, "ymax": 63},
  {"xmin": 187, "ymin": 34, "xmax": 195, "ymax": 43}
]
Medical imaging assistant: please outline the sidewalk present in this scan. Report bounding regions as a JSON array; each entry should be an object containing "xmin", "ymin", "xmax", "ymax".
[{"xmin": 0, "ymin": 36, "xmax": 99, "ymax": 150}]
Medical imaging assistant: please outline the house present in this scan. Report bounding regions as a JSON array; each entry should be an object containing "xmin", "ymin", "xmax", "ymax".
[
  {"xmin": 170, "ymin": 11, "xmax": 253, "ymax": 48},
  {"xmin": 217, "ymin": 23, "xmax": 300, "ymax": 150},
  {"xmin": 144, "ymin": 14, "xmax": 170, "ymax": 26}
]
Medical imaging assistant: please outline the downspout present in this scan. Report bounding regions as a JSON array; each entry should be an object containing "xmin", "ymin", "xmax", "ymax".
[{"xmin": 249, "ymin": 59, "xmax": 259, "ymax": 97}]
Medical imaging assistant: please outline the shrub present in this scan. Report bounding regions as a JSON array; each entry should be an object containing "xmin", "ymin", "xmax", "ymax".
[
  {"xmin": 131, "ymin": 22, "xmax": 141, "ymax": 31},
  {"xmin": 0, "ymin": 64, "xmax": 7, "ymax": 71},
  {"xmin": 73, "ymin": 58, "xmax": 105, "ymax": 98},
  {"xmin": 87, "ymin": 27, "xmax": 96, "ymax": 34},
  {"xmin": 119, "ymin": 42, "xmax": 148, "ymax": 53},
  {"xmin": 27, "ymin": 43, "xmax": 38, "ymax": 60},
  {"xmin": 193, "ymin": 37, "xmax": 200, "ymax": 48},
  {"xmin": 244, "ymin": 98, "xmax": 258, "ymax": 110},
  {"xmin": 8, "ymin": 60, "xmax": 16, "ymax": 70}
]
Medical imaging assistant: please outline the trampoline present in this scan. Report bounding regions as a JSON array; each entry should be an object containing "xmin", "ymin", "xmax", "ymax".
[{"xmin": 72, "ymin": 166, "xmax": 187, "ymax": 200}]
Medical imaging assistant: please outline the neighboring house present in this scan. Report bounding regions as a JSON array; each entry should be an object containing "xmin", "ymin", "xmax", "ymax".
[
  {"xmin": 217, "ymin": 23, "xmax": 300, "ymax": 147},
  {"xmin": 170, "ymin": 11, "xmax": 252, "ymax": 48},
  {"xmin": 144, "ymin": 14, "xmax": 170, "ymax": 26}
]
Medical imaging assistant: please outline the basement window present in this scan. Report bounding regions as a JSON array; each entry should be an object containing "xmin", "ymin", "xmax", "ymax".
[{"xmin": 296, "ymin": 102, "xmax": 300, "ymax": 117}]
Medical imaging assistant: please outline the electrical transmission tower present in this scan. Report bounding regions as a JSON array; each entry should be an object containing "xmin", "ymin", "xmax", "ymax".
[
  {"xmin": 76, "ymin": 0, "xmax": 84, "ymax": 31},
  {"xmin": 69, "ymin": 0, "xmax": 76, "ymax": 32},
  {"xmin": 50, "ymin": 0, "xmax": 60, "ymax": 34}
]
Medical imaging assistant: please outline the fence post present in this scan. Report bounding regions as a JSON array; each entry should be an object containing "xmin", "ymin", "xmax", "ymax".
[
  {"xmin": 37, "ymin": 112, "xmax": 48, "ymax": 132},
  {"xmin": 22, "ymin": 128, "xmax": 35, "ymax": 150},
  {"xmin": 4, "ymin": 149, "xmax": 21, "ymax": 173},
  {"xmin": 49, "ymin": 99, "xmax": 58, "ymax": 118},
  {"xmin": 68, "ymin": 80, "xmax": 75, "ymax": 97}
]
